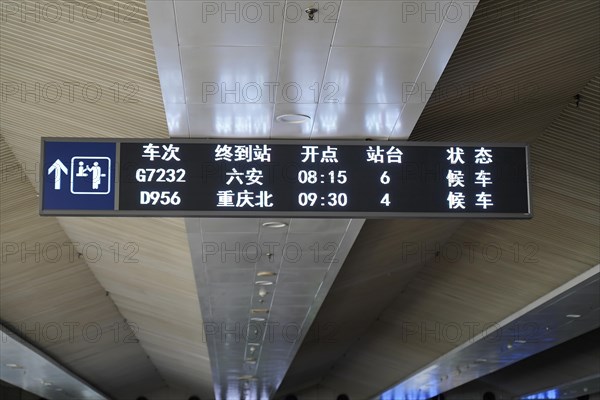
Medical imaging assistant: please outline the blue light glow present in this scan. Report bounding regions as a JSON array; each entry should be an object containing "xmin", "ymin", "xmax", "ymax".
[{"xmin": 522, "ymin": 389, "xmax": 558, "ymax": 399}]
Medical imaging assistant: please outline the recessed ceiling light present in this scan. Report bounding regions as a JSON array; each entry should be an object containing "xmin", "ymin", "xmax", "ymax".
[
  {"xmin": 238, "ymin": 375, "xmax": 255, "ymax": 380},
  {"xmin": 514, "ymin": 339, "xmax": 527, "ymax": 344},
  {"xmin": 5, "ymin": 363, "xmax": 21, "ymax": 369},
  {"xmin": 257, "ymin": 271, "xmax": 277, "ymax": 277},
  {"xmin": 275, "ymin": 114, "xmax": 311, "ymax": 124},
  {"xmin": 43, "ymin": 381, "xmax": 52, "ymax": 386},
  {"xmin": 250, "ymin": 317, "xmax": 266, "ymax": 322},
  {"xmin": 566, "ymin": 314, "xmax": 581, "ymax": 318},
  {"xmin": 255, "ymin": 280, "xmax": 274, "ymax": 286},
  {"xmin": 262, "ymin": 221, "xmax": 287, "ymax": 228},
  {"xmin": 251, "ymin": 308, "xmax": 269, "ymax": 314}
]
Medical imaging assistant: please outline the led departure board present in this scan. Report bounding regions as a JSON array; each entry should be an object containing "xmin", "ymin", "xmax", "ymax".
[{"xmin": 40, "ymin": 139, "xmax": 531, "ymax": 218}]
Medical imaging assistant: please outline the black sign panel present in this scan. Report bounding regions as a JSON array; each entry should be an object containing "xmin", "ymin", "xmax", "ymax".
[{"xmin": 41, "ymin": 139, "xmax": 531, "ymax": 218}]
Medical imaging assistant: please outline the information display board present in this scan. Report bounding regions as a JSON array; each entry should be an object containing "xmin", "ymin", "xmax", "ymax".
[{"xmin": 40, "ymin": 139, "xmax": 531, "ymax": 218}]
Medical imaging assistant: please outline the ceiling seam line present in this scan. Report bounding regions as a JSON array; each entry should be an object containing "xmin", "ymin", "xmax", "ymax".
[
  {"xmin": 309, "ymin": 0, "xmax": 343, "ymax": 139},
  {"xmin": 170, "ymin": 0, "xmax": 191, "ymax": 139},
  {"xmin": 269, "ymin": 0, "xmax": 290, "ymax": 138}
]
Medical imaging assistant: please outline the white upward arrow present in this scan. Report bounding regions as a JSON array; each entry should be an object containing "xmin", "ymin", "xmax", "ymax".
[{"xmin": 47, "ymin": 159, "xmax": 68, "ymax": 190}]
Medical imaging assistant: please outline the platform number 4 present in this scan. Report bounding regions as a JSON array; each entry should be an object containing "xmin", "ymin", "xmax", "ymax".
[{"xmin": 381, "ymin": 193, "xmax": 391, "ymax": 207}]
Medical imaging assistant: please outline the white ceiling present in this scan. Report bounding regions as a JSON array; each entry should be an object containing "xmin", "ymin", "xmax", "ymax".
[
  {"xmin": 186, "ymin": 218, "xmax": 364, "ymax": 399},
  {"xmin": 147, "ymin": 0, "xmax": 477, "ymax": 139},
  {"xmin": 0, "ymin": 324, "xmax": 107, "ymax": 399}
]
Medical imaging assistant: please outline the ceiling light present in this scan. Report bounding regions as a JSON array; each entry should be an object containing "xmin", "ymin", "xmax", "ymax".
[
  {"xmin": 514, "ymin": 339, "xmax": 527, "ymax": 344},
  {"xmin": 255, "ymin": 280, "xmax": 274, "ymax": 286},
  {"xmin": 43, "ymin": 381, "xmax": 52, "ymax": 386},
  {"xmin": 475, "ymin": 358, "xmax": 487, "ymax": 363},
  {"xmin": 5, "ymin": 363, "xmax": 22, "ymax": 369},
  {"xmin": 257, "ymin": 271, "xmax": 277, "ymax": 277},
  {"xmin": 238, "ymin": 375, "xmax": 255, "ymax": 380},
  {"xmin": 245, "ymin": 358, "xmax": 257, "ymax": 364},
  {"xmin": 258, "ymin": 287, "xmax": 268, "ymax": 297},
  {"xmin": 262, "ymin": 221, "xmax": 287, "ymax": 228},
  {"xmin": 251, "ymin": 308, "xmax": 269, "ymax": 314},
  {"xmin": 275, "ymin": 114, "xmax": 311, "ymax": 124},
  {"xmin": 566, "ymin": 314, "xmax": 581, "ymax": 318},
  {"xmin": 250, "ymin": 317, "xmax": 266, "ymax": 322}
]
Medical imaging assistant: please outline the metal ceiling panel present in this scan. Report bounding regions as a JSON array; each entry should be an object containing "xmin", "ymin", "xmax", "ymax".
[
  {"xmin": 173, "ymin": 1, "xmax": 285, "ymax": 47},
  {"xmin": 333, "ymin": 1, "xmax": 451, "ymax": 47},
  {"xmin": 148, "ymin": 0, "xmax": 477, "ymax": 139},
  {"xmin": 186, "ymin": 218, "xmax": 364, "ymax": 399},
  {"xmin": 276, "ymin": 47, "xmax": 331, "ymax": 105},
  {"xmin": 522, "ymin": 374, "xmax": 600, "ymax": 400},
  {"xmin": 180, "ymin": 46, "xmax": 281, "ymax": 105},
  {"xmin": 0, "ymin": 325, "xmax": 107, "ymax": 400},
  {"xmin": 187, "ymin": 103, "xmax": 274, "ymax": 137},
  {"xmin": 377, "ymin": 265, "xmax": 600, "ymax": 399},
  {"xmin": 310, "ymin": 103, "xmax": 402, "ymax": 137},
  {"xmin": 322, "ymin": 47, "xmax": 430, "ymax": 104},
  {"xmin": 279, "ymin": 0, "xmax": 341, "ymax": 49}
]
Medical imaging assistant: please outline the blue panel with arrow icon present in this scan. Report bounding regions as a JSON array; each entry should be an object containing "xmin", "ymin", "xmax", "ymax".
[{"xmin": 41, "ymin": 141, "xmax": 116, "ymax": 212}]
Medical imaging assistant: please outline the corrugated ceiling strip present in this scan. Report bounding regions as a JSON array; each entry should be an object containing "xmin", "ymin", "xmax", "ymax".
[{"xmin": 410, "ymin": 0, "xmax": 599, "ymax": 142}]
